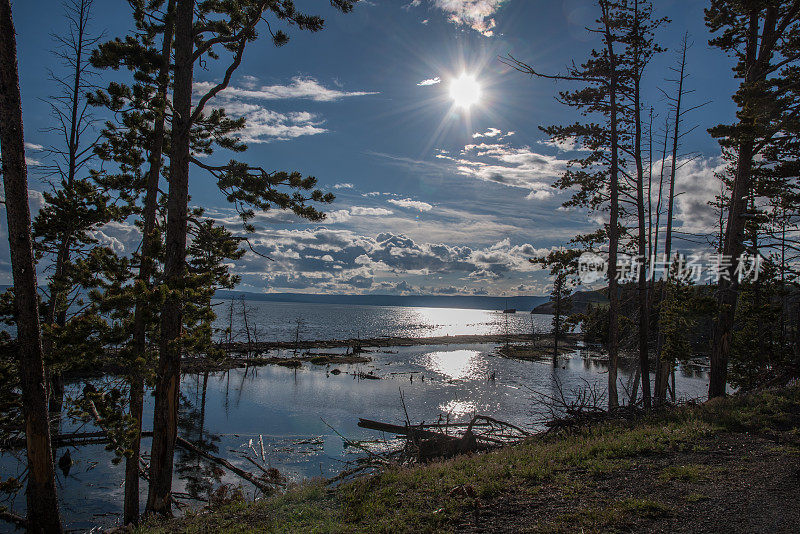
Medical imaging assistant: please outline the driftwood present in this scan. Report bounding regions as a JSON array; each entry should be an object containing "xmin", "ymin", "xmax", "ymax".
[
  {"xmin": 358, "ymin": 414, "xmax": 529, "ymax": 462},
  {"xmin": 174, "ymin": 436, "xmax": 280, "ymax": 494}
]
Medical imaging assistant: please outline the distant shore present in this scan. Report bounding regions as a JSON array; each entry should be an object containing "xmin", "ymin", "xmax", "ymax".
[
  {"xmin": 178, "ymin": 333, "xmax": 586, "ymax": 372},
  {"xmin": 218, "ymin": 332, "xmax": 583, "ymax": 352}
]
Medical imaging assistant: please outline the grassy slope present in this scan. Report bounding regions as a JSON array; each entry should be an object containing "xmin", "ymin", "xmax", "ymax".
[{"xmin": 141, "ymin": 386, "xmax": 800, "ymax": 533}]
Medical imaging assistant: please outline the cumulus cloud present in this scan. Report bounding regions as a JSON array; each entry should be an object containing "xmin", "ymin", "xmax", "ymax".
[
  {"xmin": 195, "ymin": 76, "xmax": 378, "ymax": 103},
  {"xmin": 388, "ymin": 198, "xmax": 434, "ymax": 211},
  {"xmin": 671, "ymin": 156, "xmax": 727, "ymax": 236},
  {"xmin": 472, "ymin": 127, "xmax": 506, "ymax": 138},
  {"xmin": 417, "ymin": 77, "xmax": 441, "ymax": 86},
  {"xmin": 333, "ymin": 183, "xmax": 355, "ymax": 189},
  {"xmin": 212, "ymin": 101, "xmax": 327, "ymax": 143},
  {"xmin": 407, "ymin": 0, "xmax": 509, "ymax": 36},
  {"xmin": 231, "ymin": 227, "xmax": 549, "ymax": 294}
]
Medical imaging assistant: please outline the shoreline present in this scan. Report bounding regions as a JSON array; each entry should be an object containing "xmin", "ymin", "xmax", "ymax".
[
  {"xmin": 140, "ymin": 387, "xmax": 800, "ymax": 534},
  {"xmin": 180, "ymin": 333, "xmax": 586, "ymax": 373},
  {"xmin": 219, "ymin": 332, "xmax": 583, "ymax": 352}
]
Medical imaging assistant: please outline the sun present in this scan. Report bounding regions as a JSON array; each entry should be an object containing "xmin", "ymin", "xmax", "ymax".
[{"xmin": 449, "ymin": 73, "xmax": 481, "ymax": 109}]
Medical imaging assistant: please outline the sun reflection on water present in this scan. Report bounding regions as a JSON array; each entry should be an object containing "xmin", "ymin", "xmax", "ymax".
[
  {"xmin": 423, "ymin": 349, "xmax": 486, "ymax": 380},
  {"xmin": 439, "ymin": 399, "xmax": 477, "ymax": 417}
]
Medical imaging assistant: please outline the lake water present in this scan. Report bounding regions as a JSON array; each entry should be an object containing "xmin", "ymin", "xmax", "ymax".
[
  {"xmin": 0, "ymin": 302, "xmax": 709, "ymax": 532},
  {"xmin": 212, "ymin": 300, "xmax": 554, "ymax": 341}
]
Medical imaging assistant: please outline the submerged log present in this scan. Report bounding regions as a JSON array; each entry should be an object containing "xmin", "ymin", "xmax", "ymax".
[
  {"xmin": 174, "ymin": 436, "xmax": 280, "ymax": 494},
  {"xmin": 357, "ymin": 413, "xmax": 530, "ymax": 462},
  {"xmin": 357, "ymin": 418, "xmax": 446, "ymax": 440}
]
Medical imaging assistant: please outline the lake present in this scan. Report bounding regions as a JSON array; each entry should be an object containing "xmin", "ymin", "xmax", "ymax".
[
  {"xmin": 0, "ymin": 302, "xmax": 709, "ymax": 532},
  {"xmin": 211, "ymin": 299, "xmax": 554, "ymax": 341}
]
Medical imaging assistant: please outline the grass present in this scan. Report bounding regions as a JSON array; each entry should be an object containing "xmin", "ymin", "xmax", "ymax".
[
  {"xmin": 544, "ymin": 498, "xmax": 671, "ymax": 533},
  {"xmin": 141, "ymin": 386, "xmax": 800, "ymax": 534},
  {"xmin": 659, "ymin": 463, "xmax": 720, "ymax": 482}
]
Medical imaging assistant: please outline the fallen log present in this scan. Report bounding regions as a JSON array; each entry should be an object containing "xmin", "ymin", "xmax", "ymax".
[
  {"xmin": 174, "ymin": 436, "xmax": 278, "ymax": 495},
  {"xmin": 357, "ymin": 418, "xmax": 448, "ymax": 441},
  {"xmin": 358, "ymin": 417, "xmax": 483, "ymax": 461},
  {"xmin": 2, "ymin": 430, "xmax": 156, "ymax": 450}
]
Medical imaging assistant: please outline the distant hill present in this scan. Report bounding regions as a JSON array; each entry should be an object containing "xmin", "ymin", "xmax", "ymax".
[
  {"xmin": 214, "ymin": 290, "xmax": 549, "ymax": 312},
  {"xmin": 531, "ymin": 289, "xmax": 608, "ymax": 315}
]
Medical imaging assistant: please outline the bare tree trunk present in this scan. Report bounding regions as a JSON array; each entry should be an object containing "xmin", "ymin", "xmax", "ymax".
[
  {"xmin": 603, "ymin": 1, "xmax": 621, "ymax": 410},
  {"xmin": 145, "ymin": 0, "xmax": 193, "ymax": 517},
  {"xmin": 655, "ymin": 34, "xmax": 688, "ymax": 404},
  {"xmin": 632, "ymin": 0, "xmax": 651, "ymax": 410},
  {"xmin": 46, "ymin": 0, "xmax": 95, "ymax": 413},
  {"xmin": 0, "ymin": 2, "xmax": 63, "ymax": 531},
  {"xmin": 124, "ymin": 0, "xmax": 175, "ymax": 524},
  {"xmin": 241, "ymin": 296, "xmax": 252, "ymax": 357}
]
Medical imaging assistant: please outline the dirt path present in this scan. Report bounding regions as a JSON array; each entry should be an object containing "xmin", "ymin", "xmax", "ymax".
[{"xmin": 460, "ymin": 430, "xmax": 800, "ymax": 533}]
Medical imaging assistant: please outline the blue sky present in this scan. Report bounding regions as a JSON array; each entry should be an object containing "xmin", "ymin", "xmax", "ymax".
[{"xmin": 7, "ymin": 0, "xmax": 739, "ymax": 296}]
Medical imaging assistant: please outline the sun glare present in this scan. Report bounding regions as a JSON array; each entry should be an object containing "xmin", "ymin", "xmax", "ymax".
[{"xmin": 449, "ymin": 73, "xmax": 481, "ymax": 109}]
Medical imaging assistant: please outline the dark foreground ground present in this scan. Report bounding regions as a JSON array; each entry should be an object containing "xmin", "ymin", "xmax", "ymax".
[{"xmin": 138, "ymin": 385, "xmax": 800, "ymax": 534}]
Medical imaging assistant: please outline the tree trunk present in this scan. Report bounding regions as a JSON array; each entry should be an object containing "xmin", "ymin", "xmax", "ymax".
[
  {"xmin": 632, "ymin": 0, "xmax": 651, "ymax": 409},
  {"xmin": 655, "ymin": 35, "xmax": 687, "ymax": 404},
  {"xmin": 709, "ymin": 10, "xmax": 763, "ymax": 399},
  {"xmin": 125, "ymin": 0, "xmax": 176, "ymax": 524},
  {"xmin": 145, "ymin": 0, "xmax": 194, "ymax": 517},
  {"xmin": 710, "ymin": 140, "xmax": 754, "ymax": 397},
  {"xmin": 604, "ymin": 4, "xmax": 620, "ymax": 410},
  {"xmin": 0, "ymin": 2, "xmax": 63, "ymax": 531}
]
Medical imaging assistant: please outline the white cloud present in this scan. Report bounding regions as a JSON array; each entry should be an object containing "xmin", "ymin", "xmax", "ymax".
[
  {"xmin": 333, "ymin": 183, "xmax": 355, "ymax": 189},
  {"xmin": 24, "ymin": 142, "xmax": 43, "ymax": 151},
  {"xmin": 537, "ymin": 138, "xmax": 590, "ymax": 153},
  {"xmin": 219, "ymin": 101, "xmax": 327, "ymax": 143},
  {"xmin": 195, "ymin": 76, "xmax": 378, "ymax": 103},
  {"xmin": 231, "ymin": 225, "xmax": 550, "ymax": 294},
  {"xmin": 408, "ymin": 0, "xmax": 508, "ymax": 36},
  {"xmin": 192, "ymin": 76, "xmax": 377, "ymax": 143},
  {"xmin": 388, "ymin": 198, "xmax": 434, "ymax": 211},
  {"xmin": 472, "ymin": 128, "xmax": 514, "ymax": 140},
  {"xmin": 350, "ymin": 206, "xmax": 393, "ymax": 217},
  {"xmin": 672, "ymin": 156, "xmax": 727, "ymax": 236},
  {"xmin": 436, "ymin": 142, "xmax": 568, "ymax": 197},
  {"xmin": 527, "ymin": 190, "xmax": 553, "ymax": 201},
  {"xmin": 327, "ymin": 206, "xmax": 394, "ymax": 222},
  {"xmin": 417, "ymin": 77, "xmax": 441, "ymax": 86}
]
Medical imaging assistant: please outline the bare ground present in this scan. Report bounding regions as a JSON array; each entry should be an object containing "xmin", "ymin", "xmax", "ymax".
[{"xmin": 459, "ymin": 430, "xmax": 800, "ymax": 533}]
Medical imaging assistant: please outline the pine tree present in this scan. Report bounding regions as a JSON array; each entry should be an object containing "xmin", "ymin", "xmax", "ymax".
[
  {"xmin": 32, "ymin": 0, "xmax": 116, "ymax": 413},
  {"xmin": 138, "ymin": 0, "xmax": 355, "ymax": 516},
  {"xmin": 0, "ymin": 1, "xmax": 63, "ymax": 530},
  {"xmin": 503, "ymin": 0, "xmax": 634, "ymax": 409},
  {"xmin": 705, "ymin": 0, "xmax": 800, "ymax": 397},
  {"xmin": 90, "ymin": 1, "xmax": 177, "ymax": 521}
]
